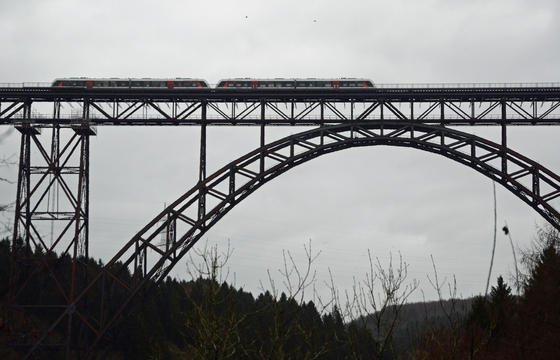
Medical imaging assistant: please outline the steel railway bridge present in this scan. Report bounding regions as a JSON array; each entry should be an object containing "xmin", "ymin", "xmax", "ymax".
[{"xmin": 1, "ymin": 83, "xmax": 560, "ymax": 358}]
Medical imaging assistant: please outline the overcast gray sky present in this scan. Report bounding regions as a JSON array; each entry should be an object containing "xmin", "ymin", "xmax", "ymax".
[{"xmin": 1, "ymin": 0, "xmax": 560, "ymax": 302}]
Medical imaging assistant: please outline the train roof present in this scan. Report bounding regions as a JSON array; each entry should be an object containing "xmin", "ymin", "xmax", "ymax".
[
  {"xmin": 217, "ymin": 78, "xmax": 373, "ymax": 82},
  {"xmin": 53, "ymin": 77, "xmax": 209, "ymax": 82}
]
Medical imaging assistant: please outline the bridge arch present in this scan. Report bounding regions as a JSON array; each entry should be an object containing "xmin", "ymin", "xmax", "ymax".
[{"xmin": 33, "ymin": 121, "xmax": 560, "ymax": 354}]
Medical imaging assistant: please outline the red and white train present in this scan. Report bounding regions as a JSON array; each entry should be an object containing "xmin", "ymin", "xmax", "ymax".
[
  {"xmin": 216, "ymin": 78, "xmax": 373, "ymax": 88},
  {"xmin": 51, "ymin": 78, "xmax": 374, "ymax": 89},
  {"xmin": 52, "ymin": 78, "xmax": 208, "ymax": 89}
]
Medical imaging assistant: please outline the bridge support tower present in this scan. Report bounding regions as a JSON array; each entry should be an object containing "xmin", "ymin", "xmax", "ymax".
[{"xmin": 8, "ymin": 115, "xmax": 96, "ymax": 356}]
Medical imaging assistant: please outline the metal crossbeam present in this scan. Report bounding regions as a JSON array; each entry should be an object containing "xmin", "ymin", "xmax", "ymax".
[{"xmin": 1, "ymin": 86, "xmax": 560, "ymax": 126}]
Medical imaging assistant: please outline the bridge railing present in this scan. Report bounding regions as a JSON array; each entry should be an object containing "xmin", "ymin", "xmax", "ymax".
[
  {"xmin": 1, "ymin": 82, "xmax": 560, "ymax": 89},
  {"xmin": 0, "ymin": 82, "xmax": 52, "ymax": 88},
  {"xmin": 375, "ymin": 82, "xmax": 560, "ymax": 88},
  {"xmin": 4, "ymin": 113, "xmax": 557, "ymax": 122}
]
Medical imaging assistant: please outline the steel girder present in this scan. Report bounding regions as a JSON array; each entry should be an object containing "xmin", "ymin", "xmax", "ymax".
[
  {"xmin": 1, "ymin": 87, "xmax": 560, "ymax": 126},
  {"xmin": 24, "ymin": 121, "xmax": 560, "ymax": 357}
]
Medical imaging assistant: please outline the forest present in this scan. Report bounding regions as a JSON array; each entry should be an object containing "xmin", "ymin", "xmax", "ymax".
[{"xmin": 0, "ymin": 226, "xmax": 559, "ymax": 359}]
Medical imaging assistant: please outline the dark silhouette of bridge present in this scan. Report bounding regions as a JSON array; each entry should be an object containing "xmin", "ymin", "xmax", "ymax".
[{"xmin": 2, "ymin": 83, "xmax": 560, "ymax": 358}]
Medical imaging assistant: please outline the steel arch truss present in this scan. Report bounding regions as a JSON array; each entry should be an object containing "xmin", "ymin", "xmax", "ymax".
[{"xmin": 28, "ymin": 121, "xmax": 560, "ymax": 356}]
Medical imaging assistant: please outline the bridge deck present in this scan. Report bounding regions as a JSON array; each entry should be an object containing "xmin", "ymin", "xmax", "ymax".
[
  {"xmin": 1, "ymin": 86, "xmax": 560, "ymax": 101},
  {"xmin": 1, "ymin": 85, "xmax": 560, "ymax": 126}
]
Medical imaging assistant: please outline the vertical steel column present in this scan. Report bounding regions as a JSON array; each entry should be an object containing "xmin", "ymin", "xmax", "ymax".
[
  {"xmin": 9, "ymin": 122, "xmax": 33, "ymax": 306},
  {"xmin": 260, "ymin": 101, "xmax": 265, "ymax": 174},
  {"xmin": 501, "ymin": 101, "xmax": 507, "ymax": 176},
  {"xmin": 66, "ymin": 126, "xmax": 90, "ymax": 358},
  {"xmin": 290, "ymin": 101, "xmax": 295, "ymax": 125},
  {"xmin": 12, "ymin": 127, "xmax": 32, "ymax": 247},
  {"xmin": 198, "ymin": 101, "xmax": 207, "ymax": 223}
]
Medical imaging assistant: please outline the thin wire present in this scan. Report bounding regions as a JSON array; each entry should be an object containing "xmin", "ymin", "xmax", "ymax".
[
  {"xmin": 503, "ymin": 222, "xmax": 520, "ymax": 293},
  {"xmin": 485, "ymin": 181, "xmax": 497, "ymax": 296}
]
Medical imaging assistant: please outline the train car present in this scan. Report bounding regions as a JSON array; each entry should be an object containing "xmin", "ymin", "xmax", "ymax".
[
  {"xmin": 51, "ymin": 78, "xmax": 209, "ymax": 89},
  {"xmin": 216, "ymin": 78, "xmax": 374, "ymax": 89}
]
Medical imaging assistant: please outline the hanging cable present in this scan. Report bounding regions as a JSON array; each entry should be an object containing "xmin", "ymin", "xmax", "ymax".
[
  {"xmin": 502, "ymin": 222, "xmax": 520, "ymax": 293},
  {"xmin": 485, "ymin": 181, "xmax": 497, "ymax": 296}
]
